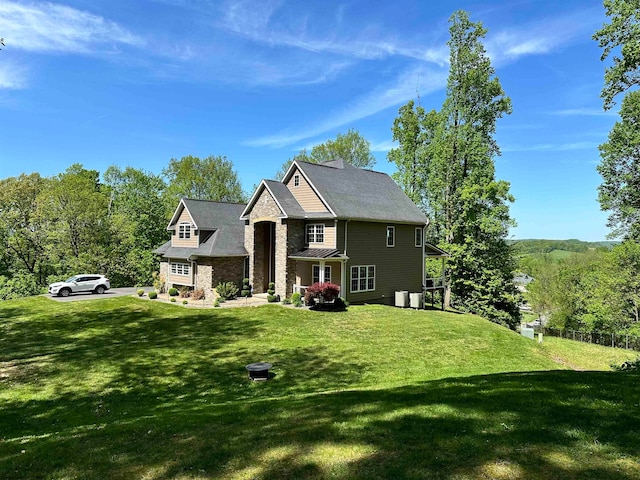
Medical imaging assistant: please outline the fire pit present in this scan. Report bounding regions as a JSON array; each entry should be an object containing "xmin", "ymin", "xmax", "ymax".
[{"xmin": 245, "ymin": 362, "xmax": 272, "ymax": 381}]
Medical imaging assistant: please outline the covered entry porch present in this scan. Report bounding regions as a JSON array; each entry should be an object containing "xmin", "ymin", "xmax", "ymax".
[{"xmin": 289, "ymin": 248, "xmax": 348, "ymax": 298}]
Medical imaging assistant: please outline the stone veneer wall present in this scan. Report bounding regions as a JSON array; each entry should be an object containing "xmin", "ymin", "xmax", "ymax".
[
  {"xmin": 282, "ymin": 219, "xmax": 305, "ymax": 297},
  {"xmin": 159, "ymin": 260, "xmax": 168, "ymax": 292},
  {"xmin": 195, "ymin": 260, "xmax": 213, "ymax": 298},
  {"xmin": 246, "ymin": 189, "xmax": 282, "ymax": 294},
  {"xmin": 211, "ymin": 257, "xmax": 245, "ymax": 291}
]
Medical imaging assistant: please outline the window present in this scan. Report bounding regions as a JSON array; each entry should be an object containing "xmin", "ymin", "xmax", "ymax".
[
  {"xmin": 415, "ymin": 227, "xmax": 423, "ymax": 247},
  {"xmin": 312, "ymin": 265, "xmax": 331, "ymax": 284},
  {"xmin": 306, "ymin": 224, "xmax": 325, "ymax": 244},
  {"xmin": 386, "ymin": 226, "xmax": 395, "ymax": 247},
  {"xmin": 351, "ymin": 265, "xmax": 375, "ymax": 293},
  {"xmin": 171, "ymin": 262, "xmax": 191, "ymax": 276},
  {"xmin": 294, "ymin": 174, "xmax": 300, "ymax": 187},
  {"xmin": 179, "ymin": 223, "xmax": 191, "ymax": 239}
]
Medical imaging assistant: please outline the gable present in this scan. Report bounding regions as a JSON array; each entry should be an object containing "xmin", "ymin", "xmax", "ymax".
[
  {"xmin": 247, "ymin": 186, "xmax": 285, "ymax": 220},
  {"xmin": 285, "ymin": 166, "xmax": 330, "ymax": 213}
]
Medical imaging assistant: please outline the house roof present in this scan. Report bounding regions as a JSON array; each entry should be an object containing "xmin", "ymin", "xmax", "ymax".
[
  {"xmin": 169, "ymin": 199, "xmax": 246, "ymax": 231},
  {"xmin": 289, "ymin": 248, "xmax": 346, "ymax": 259},
  {"xmin": 289, "ymin": 160, "xmax": 428, "ymax": 224},
  {"xmin": 158, "ymin": 200, "xmax": 248, "ymax": 258},
  {"xmin": 424, "ymin": 243, "xmax": 450, "ymax": 257}
]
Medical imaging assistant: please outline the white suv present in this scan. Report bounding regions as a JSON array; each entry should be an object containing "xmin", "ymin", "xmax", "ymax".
[{"xmin": 49, "ymin": 275, "xmax": 111, "ymax": 297}]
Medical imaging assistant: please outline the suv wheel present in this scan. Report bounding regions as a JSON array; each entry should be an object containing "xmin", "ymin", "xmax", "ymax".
[
  {"xmin": 59, "ymin": 288, "xmax": 71, "ymax": 297},
  {"xmin": 95, "ymin": 285, "xmax": 106, "ymax": 294}
]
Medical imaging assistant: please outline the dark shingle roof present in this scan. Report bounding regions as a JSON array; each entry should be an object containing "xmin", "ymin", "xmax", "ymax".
[
  {"xmin": 294, "ymin": 161, "xmax": 428, "ymax": 224},
  {"xmin": 262, "ymin": 180, "xmax": 307, "ymax": 218},
  {"xmin": 161, "ymin": 200, "xmax": 247, "ymax": 258}
]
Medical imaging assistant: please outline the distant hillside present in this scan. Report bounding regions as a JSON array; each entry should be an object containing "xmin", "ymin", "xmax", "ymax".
[{"xmin": 509, "ymin": 239, "xmax": 619, "ymax": 255}]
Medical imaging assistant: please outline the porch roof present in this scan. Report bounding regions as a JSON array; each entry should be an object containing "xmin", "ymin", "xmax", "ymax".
[{"xmin": 289, "ymin": 248, "xmax": 347, "ymax": 260}]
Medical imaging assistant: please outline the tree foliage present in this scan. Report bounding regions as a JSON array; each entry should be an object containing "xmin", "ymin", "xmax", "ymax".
[
  {"xmin": 162, "ymin": 155, "xmax": 246, "ymax": 208},
  {"xmin": 389, "ymin": 10, "xmax": 520, "ymax": 328},
  {"xmin": 594, "ymin": 0, "xmax": 640, "ymax": 240},
  {"xmin": 274, "ymin": 129, "xmax": 376, "ymax": 180}
]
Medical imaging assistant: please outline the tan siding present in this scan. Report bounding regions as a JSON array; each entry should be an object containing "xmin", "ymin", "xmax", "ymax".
[
  {"xmin": 305, "ymin": 220, "xmax": 336, "ymax": 249},
  {"xmin": 286, "ymin": 167, "xmax": 329, "ymax": 212},
  {"xmin": 345, "ymin": 222, "xmax": 423, "ymax": 304},
  {"xmin": 172, "ymin": 208, "xmax": 199, "ymax": 248}
]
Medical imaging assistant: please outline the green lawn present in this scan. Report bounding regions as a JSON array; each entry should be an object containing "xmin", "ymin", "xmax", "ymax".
[{"xmin": 1, "ymin": 296, "xmax": 639, "ymax": 479}]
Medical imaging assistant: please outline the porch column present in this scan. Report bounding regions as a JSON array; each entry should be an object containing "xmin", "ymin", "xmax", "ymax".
[{"xmin": 319, "ymin": 260, "xmax": 326, "ymax": 283}]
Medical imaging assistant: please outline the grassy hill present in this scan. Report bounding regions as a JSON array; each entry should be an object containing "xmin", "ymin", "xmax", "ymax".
[
  {"xmin": 1, "ymin": 297, "xmax": 639, "ymax": 479},
  {"xmin": 510, "ymin": 238, "xmax": 618, "ymax": 256}
]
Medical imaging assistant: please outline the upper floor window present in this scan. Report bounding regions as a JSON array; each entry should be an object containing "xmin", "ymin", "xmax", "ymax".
[
  {"xmin": 386, "ymin": 226, "xmax": 395, "ymax": 247},
  {"xmin": 306, "ymin": 224, "xmax": 324, "ymax": 244},
  {"xmin": 179, "ymin": 223, "xmax": 191, "ymax": 239},
  {"xmin": 415, "ymin": 227, "xmax": 423, "ymax": 247},
  {"xmin": 294, "ymin": 174, "xmax": 300, "ymax": 187}
]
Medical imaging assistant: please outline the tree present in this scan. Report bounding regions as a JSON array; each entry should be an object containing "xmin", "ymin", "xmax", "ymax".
[
  {"xmin": 0, "ymin": 173, "xmax": 48, "ymax": 280},
  {"xmin": 37, "ymin": 164, "xmax": 110, "ymax": 274},
  {"xmin": 103, "ymin": 166, "xmax": 168, "ymax": 286},
  {"xmin": 389, "ymin": 10, "xmax": 520, "ymax": 328},
  {"xmin": 162, "ymin": 155, "xmax": 245, "ymax": 209},
  {"xmin": 274, "ymin": 129, "xmax": 376, "ymax": 180},
  {"xmin": 594, "ymin": 0, "xmax": 640, "ymax": 239}
]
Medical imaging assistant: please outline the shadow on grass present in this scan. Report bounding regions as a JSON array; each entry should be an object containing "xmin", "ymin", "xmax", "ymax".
[
  {"xmin": 2, "ymin": 298, "xmax": 640, "ymax": 479},
  {"xmin": 3, "ymin": 370, "xmax": 640, "ymax": 479}
]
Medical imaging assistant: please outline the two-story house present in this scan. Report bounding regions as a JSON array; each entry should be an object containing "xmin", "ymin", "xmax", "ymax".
[{"xmin": 155, "ymin": 159, "xmax": 430, "ymax": 304}]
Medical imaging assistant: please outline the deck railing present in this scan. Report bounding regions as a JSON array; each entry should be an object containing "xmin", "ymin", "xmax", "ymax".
[{"xmin": 425, "ymin": 276, "xmax": 447, "ymax": 289}]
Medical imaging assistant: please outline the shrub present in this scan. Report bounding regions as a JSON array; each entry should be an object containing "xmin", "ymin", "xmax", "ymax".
[
  {"xmin": 192, "ymin": 288, "xmax": 205, "ymax": 301},
  {"xmin": 170, "ymin": 297, "xmax": 176, "ymax": 303},
  {"xmin": 267, "ymin": 282, "xmax": 276, "ymax": 296},
  {"xmin": 0, "ymin": 273, "xmax": 41, "ymax": 300},
  {"xmin": 214, "ymin": 298, "xmax": 220, "ymax": 307},
  {"xmin": 293, "ymin": 299, "xmax": 304, "ymax": 308},
  {"xmin": 216, "ymin": 281, "xmax": 239, "ymax": 300},
  {"xmin": 168, "ymin": 287, "xmax": 179, "ymax": 297},
  {"xmin": 178, "ymin": 286, "xmax": 191, "ymax": 298},
  {"xmin": 182, "ymin": 300, "xmax": 188, "ymax": 305},
  {"xmin": 148, "ymin": 291, "xmax": 158, "ymax": 299},
  {"xmin": 291, "ymin": 292, "xmax": 301, "ymax": 303},
  {"xmin": 267, "ymin": 294, "xmax": 279, "ymax": 303},
  {"xmin": 282, "ymin": 298, "xmax": 292, "ymax": 305},
  {"xmin": 137, "ymin": 289, "xmax": 145, "ymax": 297},
  {"xmin": 241, "ymin": 278, "xmax": 251, "ymax": 297},
  {"xmin": 310, "ymin": 296, "xmax": 348, "ymax": 312},
  {"xmin": 152, "ymin": 271, "xmax": 166, "ymax": 294},
  {"xmin": 304, "ymin": 282, "xmax": 340, "ymax": 306}
]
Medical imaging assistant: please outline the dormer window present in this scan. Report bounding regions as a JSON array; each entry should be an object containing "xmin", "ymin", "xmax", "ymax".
[
  {"xmin": 179, "ymin": 223, "xmax": 192, "ymax": 239},
  {"xmin": 294, "ymin": 174, "xmax": 300, "ymax": 187}
]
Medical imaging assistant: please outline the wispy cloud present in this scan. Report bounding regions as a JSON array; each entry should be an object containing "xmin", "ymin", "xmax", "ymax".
[
  {"xmin": 0, "ymin": 1, "xmax": 143, "ymax": 54},
  {"xmin": 247, "ymin": 66, "xmax": 447, "ymax": 148},
  {"xmin": 371, "ymin": 140, "xmax": 397, "ymax": 152},
  {"xmin": 0, "ymin": 61, "xmax": 27, "ymax": 89},
  {"xmin": 552, "ymin": 108, "xmax": 618, "ymax": 117},
  {"xmin": 503, "ymin": 141, "xmax": 599, "ymax": 153}
]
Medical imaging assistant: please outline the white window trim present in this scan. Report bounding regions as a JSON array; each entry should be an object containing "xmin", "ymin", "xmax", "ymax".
[
  {"xmin": 386, "ymin": 226, "xmax": 395, "ymax": 247},
  {"xmin": 312, "ymin": 265, "xmax": 332, "ymax": 284},
  {"xmin": 178, "ymin": 222, "xmax": 192, "ymax": 240},
  {"xmin": 306, "ymin": 224, "xmax": 325, "ymax": 244},
  {"xmin": 170, "ymin": 262, "xmax": 191, "ymax": 276},
  {"xmin": 294, "ymin": 174, "xmax": 300, "ymax": 187},
  {"xmin": 415, "ymin": 227, "xmax": 423, "ymax": 247},
  {"xmin": 350, "ymin": 265, "xmax": 375, "ymax": 293}
]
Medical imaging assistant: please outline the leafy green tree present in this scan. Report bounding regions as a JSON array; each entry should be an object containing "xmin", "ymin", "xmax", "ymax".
[
  {"xmin": 37, "ymin": 164, "xmax": 110, "ymax": 274},
  {"xmin": 163, "ymin": 155, "xmax": 245, "ymax": 209},
  {"xmin": 103, "ymin": 166, "xmax": 168, "ymax": 286},
  {"xmin": 594, "ymin": 0, "xmax": 640, "ymax": 239},
  {"xmin": 597, "ymin": 91, "xmax": 640, "ymax": 240},
  {"xmin": 274, "ymin": 129, "xmax": 376, "ymax": 180},
  {"xmin": 389, "ymin": 10, "xmax": 519, "ymax": 328},
  {"xmin": 0, "ymin": 173, "xmax": 48, "ymax": 280}
]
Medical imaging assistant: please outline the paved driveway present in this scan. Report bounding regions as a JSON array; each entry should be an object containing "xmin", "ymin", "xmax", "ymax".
[{"xmin": 46, "ymin": 286, "xmax": 155, "ymax": 302}]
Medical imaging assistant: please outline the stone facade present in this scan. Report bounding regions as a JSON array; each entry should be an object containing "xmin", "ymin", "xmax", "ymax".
[{"xmin": 245, "ymin": 188, "xmax": 306, "ymax": 298}]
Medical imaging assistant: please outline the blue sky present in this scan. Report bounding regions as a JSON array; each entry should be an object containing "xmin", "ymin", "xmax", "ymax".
[{"xmin": 0, "ymin": 0, "xmax": 618, "ymax": 241}]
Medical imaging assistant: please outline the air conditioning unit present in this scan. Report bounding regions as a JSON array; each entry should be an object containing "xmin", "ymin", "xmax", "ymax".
[
  {"xmin": 395, "ymin": 291, "xmax": 409, "ymax": 307},
  {"xmin": 410, "ymin": 292, "xmax": 423, "ymax": 309}
]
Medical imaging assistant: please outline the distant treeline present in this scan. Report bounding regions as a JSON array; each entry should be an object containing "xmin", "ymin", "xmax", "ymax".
[{"xmin": 509, "ymin": 239, "xmax": 619, "ymax": 255}]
